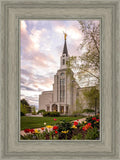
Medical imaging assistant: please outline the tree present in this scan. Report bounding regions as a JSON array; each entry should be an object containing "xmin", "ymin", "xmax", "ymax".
[
  {"xmin": 31, "ymin": 106, "xmax": 37, "ymax": 115},
  {"xmin": 20, "ymin": 99, "xmax": 32, "ymax": 115},
  {"xmin": 83, "ymin": 86, "xmax": 99, "ymax": 114},
  {"xmin": 67, "ymin": 20, "xmax": 100, "ymax": 86},
  {"xmin": 21, "ymin": 98, "xmax": 29, "ymax": 106}
]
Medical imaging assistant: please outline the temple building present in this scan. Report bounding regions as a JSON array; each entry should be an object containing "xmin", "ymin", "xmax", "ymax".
[{"xmin": 39, "ymin": 34, "xmax": 93, "ymax": 114}]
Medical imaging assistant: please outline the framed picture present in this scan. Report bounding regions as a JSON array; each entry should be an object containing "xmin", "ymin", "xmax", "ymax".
[
  {"xmin": 20, "ymin": 19, "xmax": 100, "ymax": 141},
  {"xmin": 0, "ymin": 0, "xmax": 119, "ymax": 159}
]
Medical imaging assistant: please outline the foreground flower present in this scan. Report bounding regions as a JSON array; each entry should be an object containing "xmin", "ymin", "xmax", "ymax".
[
  {"xmin": 41, "ymin": 127, "xmax": 44, "ymax": 130},
  {"xmin": 96, "ymin": 119, "xmax": 99, "ymax": 122},
  {"xmin": 92, "ymin": 117, "xmax": 96, "ymax": 121},
  {"xmin": 54, "ymin": 118, "xmax": 57, "ymax": 121},
  {"xmin": 30, "ymin": 129, "xmax": 34, "ymax": 133},
  {"xmin": 46, "ymin": 125, "xmax": 53, "ymax": 129},
  {"xmin": 74, "ymin": 121, "xmax": 78, "ymax": 126},
  {"xmin": 55, "ymin": 130, "xmax": 58, "ymax": 134},
  {"xmin": 53, "ymin": 126, "xmax": 58, "ymax": 130},
  {"xmin": 34, "ymin": 129, "xmax": 40, "ymax": 133},
  {"xmin": 24, "ymin": 129, "xmax": 30, "ymax": 133},
  {"xmin": 82, "ymin": 123, "xmax": 92, "ymax": 131},
  {"xmin": 87, "ymin": 123, "xmax": 92, "ymax": 126},
  {"xmin": 82, "ymin": 127, "xmax": 86, "ymax": 131},
  {"xmin": 61, "ymin": 130, "xmax": 69, "ymax": 134},
  {"xmin": 71, "ymin": 125, "xmax": 77, "ymax": 129}
]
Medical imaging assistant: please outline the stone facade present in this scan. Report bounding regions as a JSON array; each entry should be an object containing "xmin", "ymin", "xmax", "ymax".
[{"xmin": 39, "ymin": 35, "xmax": 94, "ymax": 114}]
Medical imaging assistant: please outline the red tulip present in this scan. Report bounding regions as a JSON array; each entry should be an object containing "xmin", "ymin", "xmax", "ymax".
[
  {"xmin": 53, "ymin": 126, "xmax": 58, "ymax": 130},
  {"xmin": 55, "ymin": 130, "xmax": 58, "ymax": 134},
  {"xmin": 87, "ymin": 123, "xmax": 91, "ymax": 126},
  {"xmin": 54, "ymin": 118, "xmax": 57, "ymax": 121},
  {"xmin": 92, "ymin": 117, "xmax": 96, "ymax": 121},
  {"xmin": 30, "ymin": 129, "xmax": 34, "ymax": 133},
  {"xmin": 24, "ymin": 129, "xmax": 30, "ymax": 133},
  {"xmin": 82, "ymin": 127, "xmax": 86, "ymax": 131},
  {"xmin": 74, "ymin": 121, "xmax": 78, "ymax": 126}
]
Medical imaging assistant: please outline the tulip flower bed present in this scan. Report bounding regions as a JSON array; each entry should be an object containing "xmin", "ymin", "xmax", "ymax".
[{"xmin": 21, "ymin": 115, "xmax": 100, "ymax": 140}]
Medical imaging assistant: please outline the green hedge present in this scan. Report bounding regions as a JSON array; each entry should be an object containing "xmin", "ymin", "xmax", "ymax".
[
  {"xmin": 82, "ymin": 109, "xmax": 95, "ymax": 113},
  {"xmin": 37, "ymin": 109, "xmax": 46, "ymax": 114},
  {"xmin": 43, "ymin": 112, "xmax": 60, "ymax": 117}
]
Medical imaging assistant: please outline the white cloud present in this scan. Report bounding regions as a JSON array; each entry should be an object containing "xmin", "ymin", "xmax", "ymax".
[
  {"xmin": 30, "ymin": 28, "xmax": 47, "ymax": 50},
  {"xmin": 68, "ymin": 27, "xmax": 82, "ymax": 40},
  {"xmin": 21, "ymin": 20, "xmax": 27, "ymax": 33}
]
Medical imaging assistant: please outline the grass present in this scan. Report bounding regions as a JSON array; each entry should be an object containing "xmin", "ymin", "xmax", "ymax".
[{"xmin": 21, "ymin": 116, "xmax": 85, "ymax": 130}]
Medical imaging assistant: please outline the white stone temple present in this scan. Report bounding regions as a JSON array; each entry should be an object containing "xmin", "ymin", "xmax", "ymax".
[{"xmin": 39, "ymin": 33, "xmax": 92, "ymax": 114}]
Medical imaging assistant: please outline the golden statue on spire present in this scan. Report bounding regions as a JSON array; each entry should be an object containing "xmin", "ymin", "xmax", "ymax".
[{"xmin": 63, "ymin": 31, "xmax": 67, "ymax": 40}]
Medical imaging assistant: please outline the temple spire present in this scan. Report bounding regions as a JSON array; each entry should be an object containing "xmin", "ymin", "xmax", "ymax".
[
  {"xmin": 64, "ymin": 32, "xmax": 67, "ymax": 40},
  {"xmin": 63, "ymin": 32, "xmax": 68, "ymax": 56}
]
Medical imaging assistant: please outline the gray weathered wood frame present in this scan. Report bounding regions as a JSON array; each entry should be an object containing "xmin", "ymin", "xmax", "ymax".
[{"xmin": 0, "ymin": 0, "xmax": 120, "ymax": 159}]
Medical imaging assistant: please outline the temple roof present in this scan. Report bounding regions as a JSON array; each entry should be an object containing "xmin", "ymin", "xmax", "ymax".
[{"xmin": 63, "ymin": 39, "xmax": 68, "ymax": 56}]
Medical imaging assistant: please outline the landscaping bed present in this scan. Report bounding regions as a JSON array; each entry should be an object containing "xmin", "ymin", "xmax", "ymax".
[{"xmin": 21, "ymin": 115, "xmax": 99, "ymax": 140}]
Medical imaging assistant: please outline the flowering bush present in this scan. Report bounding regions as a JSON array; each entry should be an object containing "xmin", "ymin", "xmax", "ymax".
[
  {"xmin": 21, "ymin": 115, "xmax": 100, "ymax": 140},
  {"xmin": 82, "ymin": 123, "xmax": 92, "ymax": 131},
  {"xmin": 86, "ymin": 114, "xmax": 100, "ymax": 129}
]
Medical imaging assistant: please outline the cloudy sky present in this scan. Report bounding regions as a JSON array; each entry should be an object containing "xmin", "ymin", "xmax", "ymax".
[{"xmin": 20, "ymin": 20, "xmax": 99, "ymax": 109}]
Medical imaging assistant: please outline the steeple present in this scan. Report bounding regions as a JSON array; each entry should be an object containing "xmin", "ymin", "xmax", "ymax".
[
  {"xmin": 63, "ymin": 32, "xmax": 68, "ymax": 56},
  {"xmin": 60, "ymin": 32, "xmax": 69, "ymax": 69}
]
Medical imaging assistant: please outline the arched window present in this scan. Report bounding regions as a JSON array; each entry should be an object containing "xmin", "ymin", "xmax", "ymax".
[
  {"xmin": 60, "ymin": 72, "xmax": 64, "ymax": 76},
  {"xmin": 60, "ymin": 79, "xmax": 65, "ymax": 102},
  {"xmin": 63, "ymin": 59, "xmax": 65, "ymax": 65}
]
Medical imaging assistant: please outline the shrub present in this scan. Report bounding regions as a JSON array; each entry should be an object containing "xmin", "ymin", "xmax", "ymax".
[
  {"xmin": 43, "ymin": 112, "xmax": 50, "ymax": 117},
  {"xmin": 37, "ymin": 109, "xmax": 46, "ymax": 115},
  {"xmin": 32, "ymin": 112, "xmax": 37, "ymax": 115},
  {"xmin": 50, "ymin": 112, "xmax": 60, "ymax": 117},
  {"xmin": 82, "ymin": 109, "xmax": 95, "ymax": 113},
  {"xmin": 43, "ymin": 112, "xmax": 60, "ymax": 117}
]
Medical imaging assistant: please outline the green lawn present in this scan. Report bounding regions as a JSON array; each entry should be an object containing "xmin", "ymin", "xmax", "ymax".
[{"xmin": 21, "ymin": 116, "xmax": 85, "ymax": 130}]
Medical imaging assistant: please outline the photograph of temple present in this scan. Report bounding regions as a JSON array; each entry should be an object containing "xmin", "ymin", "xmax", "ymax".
[
  {"xmin": 39, "ymin": 33, "xmax": 92, "ymax": 114},
  {"xmin": 20, "ymin": 20, "xmax": 100, "ymax": 140}
]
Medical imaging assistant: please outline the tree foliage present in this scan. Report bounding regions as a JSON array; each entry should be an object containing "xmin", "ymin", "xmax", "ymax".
[
  {"xmin": 67, "ymin": 20, "xmax": 100, "ymax": 86},
  {"xmin": 20, "ymin": 99, "xmax": 32, "ymax": 115},
  {"xmin": 21, "ymin": 103, "xmax": 31, "ymax": 114},
  {"xmin": 83, "ymin": 86, "xmax": 99, "ymax": 110},
  {"xmin": 31, "ymin": 106, "xmax": 37, "ymax": 115},
  {"xmin": 21, "ymin": 98, "xmax": 29, "ymax": 106}
]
